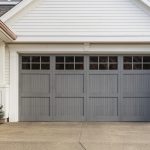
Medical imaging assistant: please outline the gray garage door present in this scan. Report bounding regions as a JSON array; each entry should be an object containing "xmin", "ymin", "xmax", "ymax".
[{"xmin": 19, "ymin": 55, "xmax": 150, "ymax": 121}]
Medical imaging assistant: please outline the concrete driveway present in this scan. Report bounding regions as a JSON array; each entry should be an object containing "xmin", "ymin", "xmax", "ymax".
[{"xmin": 0, "ymin": 122, "xmax": 150, "ymax": 150}]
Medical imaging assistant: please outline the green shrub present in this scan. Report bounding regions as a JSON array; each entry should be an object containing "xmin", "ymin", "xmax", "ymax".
[{"xmin": 0, "ymin": 105, "xmax": 4, "ymax": 119}]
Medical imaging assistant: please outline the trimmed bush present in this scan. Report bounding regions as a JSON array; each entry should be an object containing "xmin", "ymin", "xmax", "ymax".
[{"xmin": 0, "ymin": 105, "xmax": 4, "ymax": 119}]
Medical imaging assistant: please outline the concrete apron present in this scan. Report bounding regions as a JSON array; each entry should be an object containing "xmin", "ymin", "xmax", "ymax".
[{"xmin": 0, "ymin": 122, "xmax": 150, "ymax": 150}]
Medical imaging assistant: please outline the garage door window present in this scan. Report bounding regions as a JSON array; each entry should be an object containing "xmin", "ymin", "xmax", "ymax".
[
  {"xmin": 143, "ymin": 56, "xmax": 150, "ymax": 69},
  {"xmin": 22, "ymin": 56, "xmax": 50, "ymax": 70},
  {"xmin": 124, "ymin": 56, "xmax": 150, "ymax": 70},
  {"xmin": 56, "ymin": 56, "xmax": 84, "ymax": 70},
  {"xmin": 89, "ymin": 56, "xmax": 118, "ymax": 70},
  {"xmin": 22, "ymin": 56, "xmax": 30, "ymax": 70},
  {"xmin": 41, "ymin": 56, "xmax": 50, "ymax": 70},
  {"xmin": 31, "ymin": 56, "xmax": 40, "ymax": 70}
]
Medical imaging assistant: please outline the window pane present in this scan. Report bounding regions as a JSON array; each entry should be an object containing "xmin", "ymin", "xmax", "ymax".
[
  {"xmin": 99, "ymin": 56, "xmax": 108, "ymax": 62},
  {"xmin": 32, "ymin": 64, "xmax": 40, "ymax": 70},
  {"xmin": 124, "ymin": 56, "xmax": 132, "ymax": 63},
  {"xmin": 41, "ymin": 64, "xmax": 50, "ymax": 70},
  {"xmin": 75, "ymin": 64, "xmax": 84, "ymax": 70},
  {"xmin": 133, "ymin": 56, "xmax": 142, "ymax": 62},
  {"xmin": 124, "ymin": 64, "xmax": 132, "ymax": 70},
  {"xmin": 75, "ymin": 56, "xmax": 84, "ymax": 62},
  {"xmin": 133, "ymin": 64, "xmax": 142, "ymax": 70},
  {"xmin": 32, "ymin": 56, "xmax": 40, "ymax": 62},
  {"xmin": 109, "ymin": 57, "xmax": 118, "ymax": 62},
  {"xmin": 66, "ymin": 64, "xmax": 74, "ymax": 70},
  {"xmin": 66, "ymin": 56, "xmax": 74, "ymax": 63},
  {"xmin": 22, "ymin": 56, "xmax": 30, "ymax": 63},
  {"xmin": 143, "ymin": 64, "xmax": 150, "ymax": 70},
  {"xmin": 56, "ymin": 56, "xmax": 64, "ymax": 63},
  {"xmin": 99, "ymin": 64, "xmax": 108, "ymax": 70},
  {"xmin": 90, "ymin": 56, "xmax": 98, "ymax": 62},
  {"xmin": 143, "ymin": 56, "xmax": 150, "ymax": 63},
  {"xmin": 109, "ymin": 64, "xmax": 118, "ymax": 70},
  {"xmin": 90, "ymin": 64, "xmax": 98, "ymax": 70},
  {"xmin": 41, "ymin": 56, "xmax": 50, "ymax": 63},
  {"xmin": 56, "ymin": 64, "xmax": 64, "ymax": 70},
  {"xmin": 22, "ymin": 64, "xmax": 30, "ymax": 70}
]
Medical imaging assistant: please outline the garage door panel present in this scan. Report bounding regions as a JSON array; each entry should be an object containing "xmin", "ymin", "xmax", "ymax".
[
  {"xmin": 20, "ymin": 98, "xmax": 51, "ymax": 121},
  {"xmin": 123, "ymin": 74, "xmax": 150, "ymax": 97},
  {"xmin": 55, "ymin": 74, "xmax": 84, "ymax": 97},
  {"xmin": 21, "ymin": 93, "xmax": 51, "ymax": 98},
  {"xmin": 89, "ymin": 74, "xmax": 118, "ymax": 96},
  {"xmin": 88, "ymin": 98, "xmax": 118, "ymax": 121},
  {"xmin": 121, "ymin": 98, "xmax": 150, "ymax": 121},
  {"xmin": 54, "ymin": 98, "xmax": 84, "ymax": 121},
  {"xmin": 19, "ymin": 55, "xmax": 150, "ymax": 122},
  {"xmin": 21, "ymin": 74, "xmax": 50, "ymax": 94}
]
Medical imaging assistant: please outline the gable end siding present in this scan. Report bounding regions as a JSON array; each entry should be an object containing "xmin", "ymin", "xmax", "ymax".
[{"xmin": 5, "ymin": 0, "xmax": 150, "ymax": 38}]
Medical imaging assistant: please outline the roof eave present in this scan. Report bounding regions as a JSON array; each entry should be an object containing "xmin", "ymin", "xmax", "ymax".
[
  {"xmin": 0, "ymin": 21, "xmax": 16, "ymax": 42},
  {"xmin": 0, "ymin": 0, "xmax": 34, "ymax": 22},
  {"xmin": 140, "ymin": 0, "xmax": 150, "ymax": 7}
]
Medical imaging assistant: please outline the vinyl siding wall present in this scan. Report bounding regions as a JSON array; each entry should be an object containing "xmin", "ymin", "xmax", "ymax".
[
  {"xmin": 5, "ymin": 48, "xmax": 9, "ymax": 85},
  {"xmin": 7, "ymin": 0, "xmax": 150, "ymax": 37}
]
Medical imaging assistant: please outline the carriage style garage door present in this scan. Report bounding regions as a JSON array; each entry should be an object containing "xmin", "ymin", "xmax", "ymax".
[{"xmin": 20, "ymin": 55, "xmax": 150, "ymax": 121}]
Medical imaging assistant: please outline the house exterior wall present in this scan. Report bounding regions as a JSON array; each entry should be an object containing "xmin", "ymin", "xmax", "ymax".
[
  {"xmin": 5, "ymin": 0, "xmax": 150, "ymax": 39},
  {"xmin": 5, "ymin": 43, "xmax": 150, "ymax": 122},
  {"xmin": 5, "ymin": 47, "xmax": 10, "ymax": 85},
  {"xmin": 0, "ymin": 42, "xmax": 9, "ymax": 119},
  {"xmin": 0, "ymin": 42, "xmax": 5, "ymax": 85},
  {"xmin": 0, "ymin": 0, "xmax": 149, "ymax": 122}
]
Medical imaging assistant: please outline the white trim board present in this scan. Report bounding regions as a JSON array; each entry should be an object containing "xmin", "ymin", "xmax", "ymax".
[
  {"xmin": 8, "ymin": 44, "xmax": 150, "ymax": 54},
  {"xmin": 0, "ymin": 0, "xmax": 34, "ymax": 22},
  {"xmin": 10, "ymin": 36, "xmax": 150, "ymax": 43},
  {"xmin": 141, "ymin": 0, "xmax": 150, "ymax": 7}
]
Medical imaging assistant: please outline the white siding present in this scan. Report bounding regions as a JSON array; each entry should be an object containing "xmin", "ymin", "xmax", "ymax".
[
  {"xmin": 5, "ymin": 47, "xmax": 9, "ymax": 85},
  {"xmin": 0, "ymin": 42, "xmax": 5, "ymax": 86},
  {"xmin": 7, "ymin": 0, "xmax": 150, "ymax": 38}
]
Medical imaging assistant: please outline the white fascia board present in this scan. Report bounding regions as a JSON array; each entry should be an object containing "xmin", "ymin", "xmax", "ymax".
[
  {"xmin": 141, "ymin": 0, "xmax": 150, "ymax": 7},
  {"xmin": 0, "ymin": 29, "xmax": 14, "ymax": 42},
  {"xmin": 11, "ymin": 36, "xmax": 150, "ymax": 43},
  {"xmin": 0, "ymin": 0, "xmax": 34, "ymax": 22}
]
